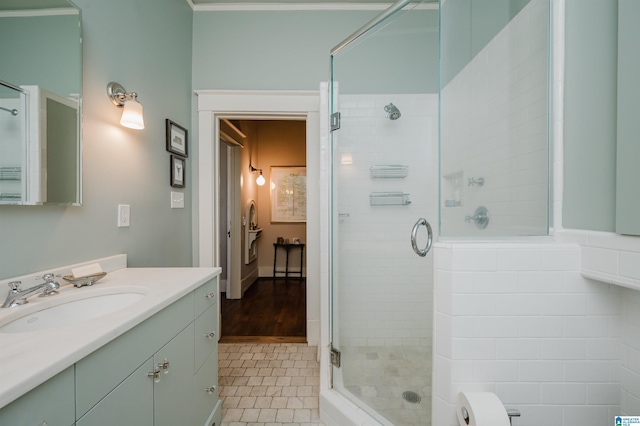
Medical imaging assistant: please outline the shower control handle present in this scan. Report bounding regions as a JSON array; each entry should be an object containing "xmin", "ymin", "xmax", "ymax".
[{"xmin": 411, "ymin": 218, "xmax": 433, "ymax": 257}]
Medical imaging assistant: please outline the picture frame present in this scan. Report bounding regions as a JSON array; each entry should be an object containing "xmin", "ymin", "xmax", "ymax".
[
  {"xmin": 166, "ymin": 119, "xmax": 188, "ymax": 157},
  {"xmin": 270, "ymin": 166, "xmax": 306, "ymax": 223},
  {"xmin": 170, "ymin": 155, "xmax": 185, "ymax": 188}
]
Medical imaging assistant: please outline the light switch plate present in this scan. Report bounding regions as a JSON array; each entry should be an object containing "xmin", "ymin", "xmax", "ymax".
[
  {"xmin": 118, "ymin": 204, "xmax": 130, "ymax": 227},
  {"xmin": 171, "ymin": 191, "xmax": 184, "ymax": 209}
]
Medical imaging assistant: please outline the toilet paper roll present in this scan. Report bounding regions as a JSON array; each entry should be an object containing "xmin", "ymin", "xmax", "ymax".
[{"xmin": 456, "ymin": 392, "xmax": 510, "ymax": 426}]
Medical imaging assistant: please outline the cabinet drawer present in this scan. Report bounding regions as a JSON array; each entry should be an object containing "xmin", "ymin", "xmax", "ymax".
[
  {"xmin": 0, "ymin": 366, "xmax": 74, "ymax": 426},
  {"xmin": 76, "ymin": 291, "xmax": 194, "ymax": 418},
  {"xmin": 195, "ymin": 305, "xmax": 218, "ymax": 372},
  {"xmin": 195, "ymin": 277, "xmax": 217, "ymax": 317},
  {"xmin": 194, "ymin": 350, "xmax": 219, "ymax": 426}
]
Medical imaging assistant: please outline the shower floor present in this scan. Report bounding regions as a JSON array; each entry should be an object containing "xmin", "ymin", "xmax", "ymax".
[{"xmin": 339, "ymin": 345, "xmax": 432, "ymax": 426}]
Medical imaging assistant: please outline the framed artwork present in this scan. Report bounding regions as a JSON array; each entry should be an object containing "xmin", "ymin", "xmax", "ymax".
[
  {"xmin": 166, "ymin": 119, "xmax": 188, "ymax": 157},
  {"xmin": 170, "ymin": 155, "xmax": 185, "ymax": 188},
  {"xmin": 270, "ymin": 166, "xmax": 306, "ymax": 222}
]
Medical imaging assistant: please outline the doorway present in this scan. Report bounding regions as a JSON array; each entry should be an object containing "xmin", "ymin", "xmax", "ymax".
[
  {"xmin": 218, "ymin": 119, "xmax": 308, "ymax": 342},
  {"xmin": 194, "ymin": 89, "xmax": 322, "ymax": 346}
]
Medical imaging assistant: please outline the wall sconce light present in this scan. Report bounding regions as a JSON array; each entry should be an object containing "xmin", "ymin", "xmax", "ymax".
[
  {"xmin": 107, "ymin": 81, "xmax": 145, "ymax": 130},
  {"xmin": 250, "ymin": 165, "xmax": 266, "ymax": 186}
]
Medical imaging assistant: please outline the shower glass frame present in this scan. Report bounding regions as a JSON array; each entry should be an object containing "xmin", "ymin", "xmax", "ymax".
[
  {"xmin": 329, "ymin": 1, "xmax": 438, "ymax": 424},
  {"xmin": 0, "ymin": 81, "xmax": 28, "ymax": 204}
]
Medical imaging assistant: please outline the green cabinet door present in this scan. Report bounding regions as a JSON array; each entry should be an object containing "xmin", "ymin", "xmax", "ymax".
[
  {"xmin": 0, "ymin": 366, "xmax": 75, "ymax": 426},
  {"xmin": 76, "ymin": 358, "xmax": 154, "ymax": 426},
  {"xmin": 154, "ymin": 323, "xmax": 195, "ymax": 426}
]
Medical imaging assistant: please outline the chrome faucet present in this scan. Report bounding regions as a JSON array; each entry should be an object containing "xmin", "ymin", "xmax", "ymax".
[{"xmin": 1, "ymin": 273, "xmax": 60, "ymax": 308}]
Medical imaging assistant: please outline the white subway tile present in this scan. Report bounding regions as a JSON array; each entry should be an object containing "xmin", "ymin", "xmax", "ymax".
[
  {"xmin": 587, "ymin": 383, "xmax": 621, "ymax": 405},
  {"xmin": 452, "ymin": 248, "xmax": 498, "ymax": 271},
  {"xmin": 452, "ymin": 294, "xmax": 496, "ymax": 316},
  {"xmin": 495, "ymin": 382, "xmax": 541, "ymax": 404},
  {"xmin": 562, "ymin": 405, "xmax": 610, "ymax": 426},
  {"xmin": 541, "ymin": 339, "xmax": 587, "ymax": 360},
  {"xmin": 564, "ymin": 361, "xmax": 610, "ymax": 383},
  {"xmin": 519, "ymin": 316, "xmax": 565, "ymax": 338},
  {"xmin": 451, "ymin": 360, "xmax": 473, "ymax": 382},
  {"xmin": 565, "ymin": 316, "xmax": 612, "ymax": 338},
  {"xmin": 452, "ymin": 338, "xmax": 496, "ymax": 360},
  {"xmin": 474, "ymin": 271, "xmax": 519, "ymax": 293},
  {"xmin": 474, "ymin": 317, "xmax": 519, "ymax": 338},
  {"xmin": 473, "ymin": 360, "xmax": 519, "ymax": 382},
  {"xmin": 495, "ymin": 294, "xmax": 542, "ymax": 315},
  {"xmin": 518, "ymin": 271, "xmax": 565, "ymax": 293},
  {"xmin": 496, "ymin": 339, "xmax": 541, "ymax": 360},
  {"xmin": 581, "ymin": 246, "xmax": 619, "ymax": 275},
  {"xmin": 587, "ymin": 292, "xmax": 622, "ymax": 315},
  {"xmin": 540, "ymin": 383, "xmax": 586, "ymax": 404},
  {"xmin": 620, "ymin": 251, "xmax": 640, "ymax": 280},
  {"xmin": 542, "ymin": 294, "xmax": 586, "ymax": 316},
  {"xmin": 451, "ymin": 316, "xmax": 475, "ymax": 338},
  {"xmin": 518, "ymin": 361, "xmax": 564, "ymax": 382},
  {"xmin": 621, "ymin": 368, "xmax": 640, "ymax": 401},
  {"xmin": 538, "ymin": 247, "xmax": 581, "ymax": 271}
]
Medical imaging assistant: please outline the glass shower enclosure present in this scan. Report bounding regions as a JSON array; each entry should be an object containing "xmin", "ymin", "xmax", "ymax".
[
  {"xmin": 329, "ymin": 0, "xmax": 549, "ymax": 424},
  {"xmin": 329, "ymin": 1, "xmax": 439, "ymax": 424}
]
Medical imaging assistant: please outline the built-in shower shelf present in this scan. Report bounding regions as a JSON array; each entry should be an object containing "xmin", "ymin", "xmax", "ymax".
[
  {"xmin": 370, "ymin": 192, "xmax": 411, "ymax": 206},
  {"xmin": 370, "ymin": 165, "xmax": 408, "ymax": 179},
  {"xmin": 0, "ymin": 167, "xmax": 21, "ymax": 180},
  {"xmin": 0, "ymin": 193, "xmax": 21, "ymax": 201}
]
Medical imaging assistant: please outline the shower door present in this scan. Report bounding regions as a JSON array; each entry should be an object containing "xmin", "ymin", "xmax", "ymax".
[{"xmin": 329, "ymin": 2, "xmax": 439, "ymax": 425}]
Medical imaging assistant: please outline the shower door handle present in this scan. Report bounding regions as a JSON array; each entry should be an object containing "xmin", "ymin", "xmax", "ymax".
[{"xmin": 411, "ymin": 218, "xmax": 433, "ymax": 257}]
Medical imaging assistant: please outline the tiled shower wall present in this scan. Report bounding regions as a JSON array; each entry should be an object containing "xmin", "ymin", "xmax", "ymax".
[
  {"xmin": 433, "ymin": 242, "xmax": 623, "ymax": 426},
  {"xmin": 440, "ymin": 0, "xmax": 549, "ymax": 236},
  {"xmin": 0, "ymin": 98, "xmax": 23, "ymax": 199},
  {"xmin": 334, "ymin": 93, "xmax": 438, "ymax": 348}
]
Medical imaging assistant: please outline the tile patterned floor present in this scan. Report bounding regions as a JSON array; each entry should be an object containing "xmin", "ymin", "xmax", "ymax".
[
  {"xmin": 340, "ymin": 346, "xmax": 431, "ymax": 426},
  {"xmin": 218, "ymin": 343, "xmax": 325, "ymax": 426}
]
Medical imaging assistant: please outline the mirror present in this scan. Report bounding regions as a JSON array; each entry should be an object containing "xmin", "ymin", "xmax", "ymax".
[{"xmin": 0, "ymin": 0, "xmax": 82, "ymax": 205}]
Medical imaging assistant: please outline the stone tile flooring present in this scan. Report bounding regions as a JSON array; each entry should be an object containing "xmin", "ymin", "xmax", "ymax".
[
  {"xmin": 218, "ymin": 343, "xmax": 325, "ymax": 426},
  {"xmin": 340, "ymin": 346, "xmax": 431, "ymax": 426}
]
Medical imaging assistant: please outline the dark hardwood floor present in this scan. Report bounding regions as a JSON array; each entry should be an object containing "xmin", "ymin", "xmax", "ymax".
[{"xmin": 220, "ymin": 277, "xmax": 306, "ymax": 343}]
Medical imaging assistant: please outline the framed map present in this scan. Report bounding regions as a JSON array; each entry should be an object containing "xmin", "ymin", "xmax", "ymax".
[{"xmin": 270, "ymin": 166, "xmax": 306, "ymax": 222}]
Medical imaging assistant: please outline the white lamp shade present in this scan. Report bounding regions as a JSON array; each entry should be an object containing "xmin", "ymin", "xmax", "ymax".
[
  {"xmin": 256, "ymin": 173, "xmax": 266, "ymax": 186},
  {"xmin": 120, "ymin": 99, "xmax": 145, "ymax": 129}
]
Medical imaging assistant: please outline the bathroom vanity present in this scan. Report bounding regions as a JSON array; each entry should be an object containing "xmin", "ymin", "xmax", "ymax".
[{"xmin": 0, "ymin": 255, "xmax": 221, "ymax": 426}]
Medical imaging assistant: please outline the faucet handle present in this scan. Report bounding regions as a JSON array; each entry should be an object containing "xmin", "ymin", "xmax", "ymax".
[
  {"xmin": 8, "ymin": 281, "xmax": 21, "ymax": 291},
  {"xmin": 41, "ymin": 273, "xmax": 57, "ymax": 281}
]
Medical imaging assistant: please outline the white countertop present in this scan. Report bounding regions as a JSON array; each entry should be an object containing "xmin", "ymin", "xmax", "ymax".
[{"xmin": 0, "ymin": 256, "xmax": 221, "ymax": 409}]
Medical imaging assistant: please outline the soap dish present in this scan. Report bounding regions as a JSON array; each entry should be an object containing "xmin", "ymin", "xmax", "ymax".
[{"xmin": 63, "ymin": 272, "xmax": 107, "ymax": 288}]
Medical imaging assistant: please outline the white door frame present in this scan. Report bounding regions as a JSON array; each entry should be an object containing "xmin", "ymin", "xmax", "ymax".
[{"xmin": 194, "ymin": 90, "xmax": 321, "ymax": 346}]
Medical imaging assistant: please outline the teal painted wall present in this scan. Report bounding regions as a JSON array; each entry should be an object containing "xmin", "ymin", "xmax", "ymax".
[
  {"xmin": 192, "ymin": 9, "xmax": 438, "ymax": 93},
  {"xmin": 562, "ymin": 0, "xmax": 617, "ymax": 231},
  {"xmin": 193, "ymin": 10, "xmax": 376, "ymax": 91},
  {"xmin": 0, "ymin": 14, "xmax": 80, "ymax": 96},
  {"xmin": 332, "ymin": 9, "xmax": 438, "ymax": 94},
  {"xmin": 440, "ymin": 0, "xmax": 530, "ymax": 86},
  {"xmin": 0, "ymin": 0, "xmax": 193, "ymax": 279},
  {"xmin": 616, "ymin": 0, "xmax": 640, "ymax": 235}
]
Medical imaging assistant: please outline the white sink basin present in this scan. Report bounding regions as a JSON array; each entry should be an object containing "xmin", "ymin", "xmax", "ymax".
[{"xmin": 0, "ymin": 289, "xmax": 146, "ymax": 333}]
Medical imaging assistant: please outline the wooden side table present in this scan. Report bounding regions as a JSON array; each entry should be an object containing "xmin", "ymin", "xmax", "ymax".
[{"xmin": 273, "ymin": 243, "xmax": 305, "ymax": 281}]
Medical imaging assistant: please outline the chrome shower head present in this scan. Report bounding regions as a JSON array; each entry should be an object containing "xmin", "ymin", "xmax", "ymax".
[{"xmin": 384, "ymin": 103, "xmax": 401, "ymax": 120}]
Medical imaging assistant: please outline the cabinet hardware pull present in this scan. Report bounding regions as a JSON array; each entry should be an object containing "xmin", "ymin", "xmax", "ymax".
[
  {"xmin": 148, "ymin": 369, "xmax": 161, "ymax": 382},
  {"xmin": 205, "ymin": 292, "xmax": 216, "ymax": 299},
  {"xmin": 205, "ymin": 386, "xmax": 216, "ymax": 395},
  {"xmin": 158, "ymin": 358, "xmax": 170, "ymax": 374},
  {"xmin": 205, "ymin": 331, "xmax": 216, "ymax": 339}
]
